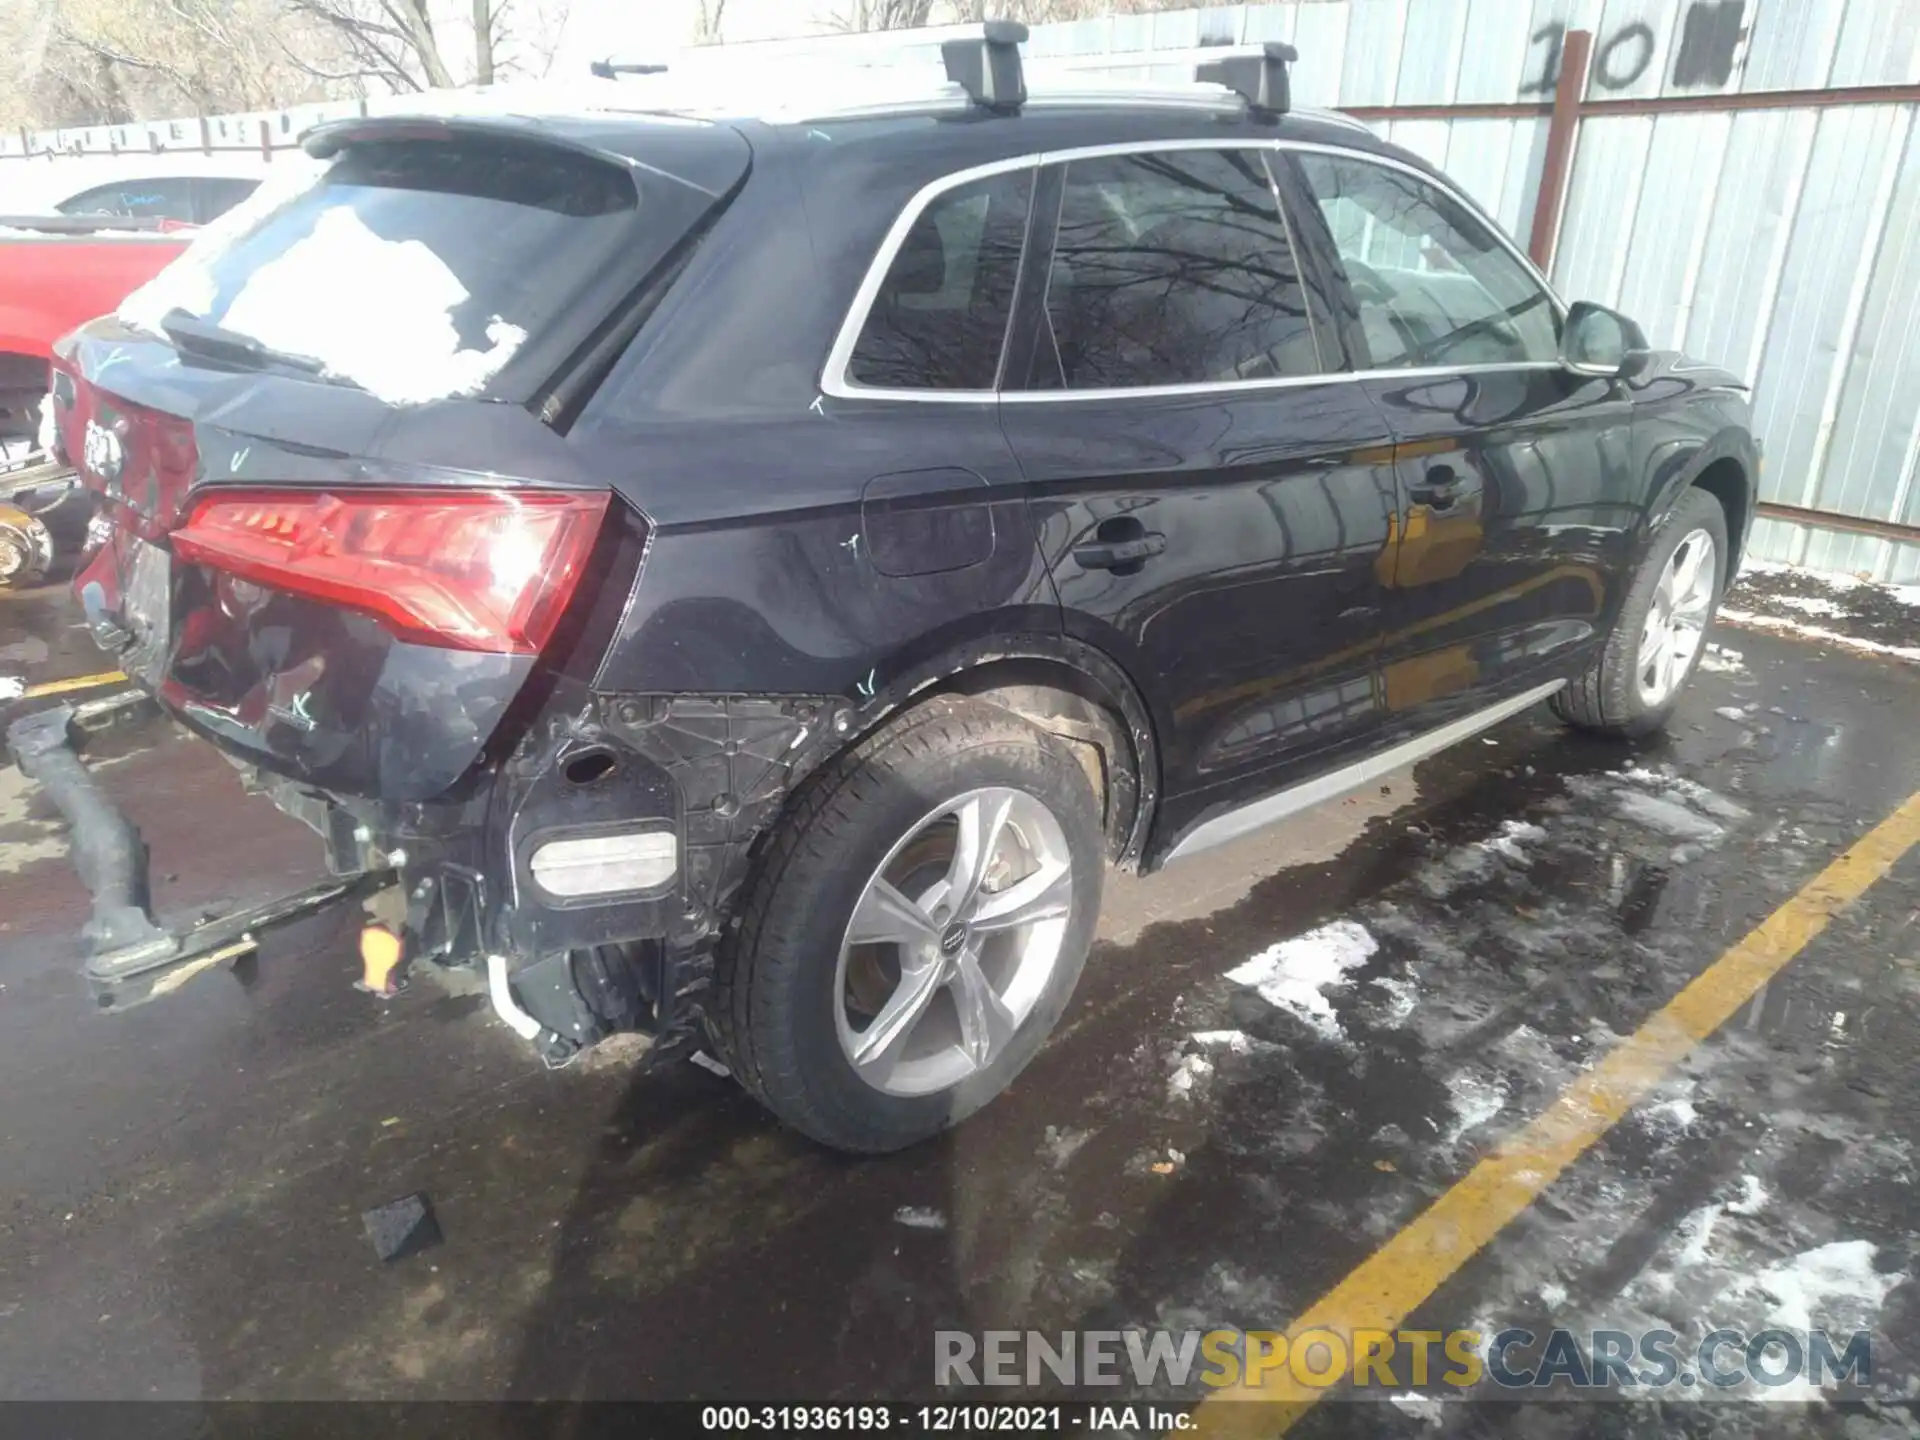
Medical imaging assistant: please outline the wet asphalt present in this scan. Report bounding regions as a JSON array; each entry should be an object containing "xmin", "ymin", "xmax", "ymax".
[{"xmin": 2, "ymin": 568, "xmax": 1919, "ymax": 1435}]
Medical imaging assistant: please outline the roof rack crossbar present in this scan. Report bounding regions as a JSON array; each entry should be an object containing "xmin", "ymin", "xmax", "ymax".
[
  {"xmin": 941, "ymin": 21, "xmax": 1028, "ymax": 114},
  {"xmin": 1195, "ymin": 42, "xmax": 1297, "ymax": 120},
  {"xmin": 591, "ymin": 60, "xmax": 669, "ymax": 79}
]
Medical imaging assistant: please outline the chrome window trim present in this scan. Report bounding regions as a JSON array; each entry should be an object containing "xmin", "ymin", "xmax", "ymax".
[{"xmin": 820, "ymin": 136, "xmax": 1569, "ymax": 406}]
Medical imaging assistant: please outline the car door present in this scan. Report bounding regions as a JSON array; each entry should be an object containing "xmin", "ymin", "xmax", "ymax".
[
  {"xmin": 998, "ymin": 145, "xmax": 1402, "ymax": 859},
  {"xmin": 1282, "ymin": 148, "xmax": 1637, "ymax": 740}
]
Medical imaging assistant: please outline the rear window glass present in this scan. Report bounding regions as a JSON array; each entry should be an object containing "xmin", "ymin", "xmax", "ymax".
[
  {"xmin": 144, "ymin": 138, "xmax": 639, "ymax": 407},
  {"xmin": 847, "ymin": 168, "xmax": 1032, "ymax": 392}
]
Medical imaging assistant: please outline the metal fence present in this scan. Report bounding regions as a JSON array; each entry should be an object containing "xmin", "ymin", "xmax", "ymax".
[{"xmin": 6, "ymin": 0, "xmax": 1919, "ymax": 578}]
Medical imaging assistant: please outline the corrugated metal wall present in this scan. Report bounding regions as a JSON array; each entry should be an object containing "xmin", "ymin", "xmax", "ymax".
[{"xmin": 7, "ymin": 0, "xmax": 1920, "ymax": 577}]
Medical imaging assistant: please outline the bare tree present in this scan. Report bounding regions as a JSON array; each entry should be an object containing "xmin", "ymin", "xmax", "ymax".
[
  {"xmin": 836, "ymin": 0, "xmax": 1205, "ymax": 31},
  {"xmin": 693, "ymin": 0, "xmax": 725, "ymax": 45},
  {"xmin": 285, "ymin": 0, "xmax": 457, "ymax": 91},
  {"xmin": 19, "ymin": 0, "xmax": 341, "ymax": 126},
  {"xmin": 830, "ymin": 0, "xmax": 937, "ymax": 32}
]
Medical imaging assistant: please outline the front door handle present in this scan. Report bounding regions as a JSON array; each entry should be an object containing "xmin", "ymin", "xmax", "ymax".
[
  {"xmin": 1410, "ymin": 464, "xmax": 1466, "ymax": 511},
  {"xmin": 1074, "ymin": 533, "xmax": 1166, "ymax": 569}
]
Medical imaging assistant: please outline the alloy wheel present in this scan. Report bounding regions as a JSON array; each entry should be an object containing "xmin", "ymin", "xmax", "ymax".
[
  {"xmin": 1636, "ymin": 528, "xmax": 1717, "ymax": 707},
  {"xmin": 833, "ymin": 786, "xmax": 1075, "ymax": 1097}
]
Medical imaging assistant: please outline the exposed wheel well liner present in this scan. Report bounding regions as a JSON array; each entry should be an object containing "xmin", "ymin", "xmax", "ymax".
[
  {"xmin": 942, "ymin": 657, "xmax": 1146, "ymax": 865},
  {"xmin": 1691, "ymin": 456, "xmax": 1751, "ymax": 566}
]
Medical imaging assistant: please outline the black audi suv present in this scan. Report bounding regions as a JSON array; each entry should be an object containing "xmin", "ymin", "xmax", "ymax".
[{"xmin": 25, "ymin": 31, "xmax": 1757, "ymax": 1151}]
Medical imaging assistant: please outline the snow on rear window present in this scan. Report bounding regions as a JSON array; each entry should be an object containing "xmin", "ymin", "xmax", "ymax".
[{"xmin": 118, "ymin": 137, "xmax": 637, "ymax": 407}]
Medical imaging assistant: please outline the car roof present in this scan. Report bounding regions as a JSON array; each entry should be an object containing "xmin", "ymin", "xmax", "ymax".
[{"xmin": 334, "ymin": 72, "xmax": 1410, "ymax": 194}]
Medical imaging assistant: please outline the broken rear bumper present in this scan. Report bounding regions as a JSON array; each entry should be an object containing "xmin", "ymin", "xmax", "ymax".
[
  {"xmin": 4, "ymin": 698, "xmax": 388, "ymax": 1010},
  {"xmin": 6, "ymin": 685, "xmax": 848, "ymax": 1064}
]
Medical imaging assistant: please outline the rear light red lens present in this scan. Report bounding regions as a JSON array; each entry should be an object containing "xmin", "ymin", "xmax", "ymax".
[{"xmin": 172, "ymin": 488, "xmax": 611, "ymax": 655}]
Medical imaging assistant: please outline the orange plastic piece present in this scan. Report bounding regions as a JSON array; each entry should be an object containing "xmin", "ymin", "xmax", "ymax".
[{"xmin": 358, "ymin": 924, "xmax": 406, "ymax": 997}]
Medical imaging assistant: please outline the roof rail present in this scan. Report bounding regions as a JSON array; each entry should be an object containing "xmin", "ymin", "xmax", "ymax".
[
  {"xmin": 941, "ymin": 21, "xmax": 1028, "ymax": 115},
  {"xmin": 1195, "ymin": 42, "xmax": 1297, "ymax": 121}
]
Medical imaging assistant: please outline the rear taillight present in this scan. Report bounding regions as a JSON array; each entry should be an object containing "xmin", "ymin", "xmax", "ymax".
[{"xmin": 172, "ymin": 488, "xmax": 611, "ymax": 655}]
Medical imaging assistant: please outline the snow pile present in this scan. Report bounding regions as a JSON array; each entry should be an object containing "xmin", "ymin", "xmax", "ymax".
[
  {"xmin": 1225, "ymin": 920, "xmax": 1377, "ymax": 1042},
  {"xmin": 117, "ymin": 154, "xmax": 526, "ymax": 407},
  {"xmin": 120, "ymin": 152, "xmax": 334, "ymax": 334},
  {"xmin": 218, "ymin": 208, "xmax": 528, "ymax": 406}
]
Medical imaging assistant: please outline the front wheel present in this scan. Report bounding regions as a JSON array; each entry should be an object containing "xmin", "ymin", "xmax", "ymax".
[
  {"xmin": 708, "ymin": 696, "xmax": 1104, "ymax": 1153},
  {"xmin": 1554, "ymin": 486, "xmax": 1729, "ymax": 737}
]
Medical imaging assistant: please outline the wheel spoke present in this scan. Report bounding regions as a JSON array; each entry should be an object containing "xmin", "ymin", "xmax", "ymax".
[
  {"xmin": 846, "ymin": 878, "xmax": 942, "ymax": 948},
  {"xmin": 1671, "ymin": 537, "xmax": 1708, "ymax": 607},
  {"xmin": 951, "ymin": 946, "xmax": 1018, "ymax": 1069},
  {"xmin": 968, "ymin": 857, "xmax": 1073, "ymax": 933},
  {"xmin": 849, "ymin": 960, "xmax": 943, "ymax": 1082},
  {"xmin": 945, "ymin": 791, "xmax": 1015, "ymax": 918}
]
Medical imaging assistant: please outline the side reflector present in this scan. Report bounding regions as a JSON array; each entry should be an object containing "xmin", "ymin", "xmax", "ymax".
[
  {"xmin": 530, "ymin": 831, "xmax": 678, "ymax": 898},
  {"xmin": 172, "ymin": 488, "xmax": 611, "ymax": 655}
]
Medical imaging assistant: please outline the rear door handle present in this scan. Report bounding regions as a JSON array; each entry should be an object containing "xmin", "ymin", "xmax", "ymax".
[{"xmin": 1073, "ymin": 533, "xmax": 1166, "ymax": 569}]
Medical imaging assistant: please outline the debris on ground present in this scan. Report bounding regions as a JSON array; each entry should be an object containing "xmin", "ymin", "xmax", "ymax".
[{"xmin": 362, "ymin": 1192, "xmax": 443, "ymax": 1263}]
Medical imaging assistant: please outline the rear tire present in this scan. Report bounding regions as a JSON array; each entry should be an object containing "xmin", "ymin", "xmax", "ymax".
[
  {"xmin": 707, "ymin": 696, "xmax": 1104, "ymax": 1154},
  {"xmin": 1553, "ymin": 486, "xmax": 1729, "ymax": 738}
]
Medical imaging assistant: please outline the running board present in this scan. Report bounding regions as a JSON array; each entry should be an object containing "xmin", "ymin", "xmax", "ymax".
[{"xmin": 1160, "ymin": 680, "xmax": 1567, "ymax": 865}]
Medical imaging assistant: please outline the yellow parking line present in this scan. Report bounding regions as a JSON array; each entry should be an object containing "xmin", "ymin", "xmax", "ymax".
[
  {"xmin": 1197, "ymin": 786, "xmax": 1920, "ymax": 1436},
  {"xmin": 21, "ymin": 671, "xmax": 127, "ymax": 699}
]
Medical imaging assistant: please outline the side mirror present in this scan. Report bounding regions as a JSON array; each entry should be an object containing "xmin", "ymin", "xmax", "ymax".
[{"xmin": 1561, "ymin": 301, "xmax": 1649, "ymax": 378}]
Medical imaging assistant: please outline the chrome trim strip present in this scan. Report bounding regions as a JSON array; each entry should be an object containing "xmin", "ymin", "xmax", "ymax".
[
  {"xmin": 1160, "ymin": 679, "xmax": 1567, "ymax": 865},
  {"xmin": 820, "ymin": 137, "xmax": 1568, "ymax": 405}
]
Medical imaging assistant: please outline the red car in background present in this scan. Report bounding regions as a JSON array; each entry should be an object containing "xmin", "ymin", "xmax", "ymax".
[
  {"xmin": 0, "ymin": 217, "xmax": 192, "ymax": 445},
  {"xmin": 0, "ymin": 217, "xmax": 193, "ymax": 584}
]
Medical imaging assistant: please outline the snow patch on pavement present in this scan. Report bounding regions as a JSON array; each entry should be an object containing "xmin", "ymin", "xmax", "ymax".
[
  {"xmin": 1481, "ymin": 819, "xmax": 1546, "ymax": 865},
  {"xmin": 1225, "ymin": 921, "xmax": 1377, "ymax": 1042},
  {"xmin": 1615, "ymin": 790, "xmax": 1726, "ymax": 842},
  {"xmin": 1646, "ymin": 1098, "xmax": 1698, "ymax": 1129},
  {"xmin": 1698, "ymin": 643, "xmax": 1745, "ymax": 673},
  {"xmin": 1772, "ymin": 594, "xmax": 1844, "ymax": 617},
  {"xmin": 0, "ymin": 676, "xmax": 23, "ymax": 700},
  {"xmin": 0, "ymin": 764, "xmax": 68, "ymax": 874},
  {"xmin": 1718, "ymin": 606, "xmax": 1920, "ymax": 664},
  {"xmin": 1190, "ymin": 1030, "xmax": 1256, "ymax": 1053},
  {"xmin": 1726, "ymin": 1175, "xmax": 1769, "ymax": 1216},
  {"xmin": 1167, "ymin": 1053, "xmax": 1214, "ymax": 1102},
  {"xmin": 1387, "ymin": 1392, "xmax": 1446, "ymax": 1424},
  {"xmin": 1442, "ymin": 1069, "xmax": 1508, "ymax": 1146},
  {"xmin": 1370, "ymin": 974, "xmax": 1419, "ymax": 1023}
]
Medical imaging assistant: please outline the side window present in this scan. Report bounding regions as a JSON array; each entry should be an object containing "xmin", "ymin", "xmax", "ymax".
[
  {"xmin": 57, "ymin": 179, "xmax": 199, "ymax": 223},
  {"xmin": 195, "ymin": 177, "xmax": 261, "ymax": 223},
  {"xmin": 847, "ymin": 168, "xmax": 1033, "ymax": 392},
  {"xmin": 1036, "ymin": 148, "xmax": 1320, "ymax": 391},
  {"xmin": 1294, "ymin": 152, "xmax": 1560, "ymax": 370}
]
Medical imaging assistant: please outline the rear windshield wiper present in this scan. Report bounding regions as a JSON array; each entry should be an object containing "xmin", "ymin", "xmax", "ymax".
[{"xmin": 159, "ymin": 308, "xmax": 330, "ymax": 378}]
